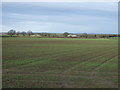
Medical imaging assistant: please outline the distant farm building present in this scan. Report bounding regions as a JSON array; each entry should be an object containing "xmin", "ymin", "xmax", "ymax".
[
  {"xmin": 31, "ymin": 34, "xmax": 41, "ymax": 37},
  {"xmin": 67, "ymin": 34, "xmax": 77, "ymax": 38}
]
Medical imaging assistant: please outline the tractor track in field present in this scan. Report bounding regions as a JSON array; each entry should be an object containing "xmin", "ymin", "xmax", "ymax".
[
  {"xmin": 3, "ymin": 45, "xmax": 117, "ymax": 88},
  {"xmin": 91, "ymin": 55, "xmax": 117, "ymax": 71},
  {"xmin": 62, "ymin": 47, "xmax": 116, "ymax": 71},
  {"xmin": 80, "ymin": 55, "xmax": 117, "ymax": 88},
  {"xmin": 3, "ymin": 48, "xmax": 83, "ymax": 70},
  {"xmin": 4, "ymin": 47, "xmax": 117, "ymax": 87},
  {"xmin": 3, "ymin": 47, "xmax": 117, "ymax": 88},
  {"xmin": 4, "ymin": 46, "xmax": 111, "ymax": 71},
  {"xmin": 61, "ymin": 50, "xmax": 117, "ymax": 88},
  {"xmin": 5, "ymin": 73, "xmax": 117, "ymax": 78},
  {"xmin": 4, "ymin": 47, "xmax": 116, "ymax": 76},
  {"xmin": 3, "ymin": 38, "xmax": 118, "ymax": 88}
]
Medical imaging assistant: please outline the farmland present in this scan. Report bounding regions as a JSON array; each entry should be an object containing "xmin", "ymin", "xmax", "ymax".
[{"xmin": 2, "ymin": 37, "xmax": 118, "ymax": 88}]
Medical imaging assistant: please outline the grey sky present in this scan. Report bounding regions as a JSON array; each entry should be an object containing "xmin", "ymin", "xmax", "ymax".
[{"xmin": 2, "ymin": 2, "xmax": 118, "ymax": 34}]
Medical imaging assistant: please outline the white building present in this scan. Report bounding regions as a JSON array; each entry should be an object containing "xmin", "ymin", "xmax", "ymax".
[
  {"xmin": 67, "ymin": 35, "xmax": 77, "ymax": 37},
  {"xmin": 30, "ymin": 34, "xmax": 41, "ymax": 37}
]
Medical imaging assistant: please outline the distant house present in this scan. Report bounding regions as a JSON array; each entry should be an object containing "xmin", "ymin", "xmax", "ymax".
[
  {"xmin": 67, "ymin": 34, "xmax": 77, "ymax": 38},
  {"xmin": 31, "ymin": 34, "xmax": 41, "ymax": 37}
]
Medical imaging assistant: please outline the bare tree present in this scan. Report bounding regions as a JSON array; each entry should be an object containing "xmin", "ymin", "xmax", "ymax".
[
  {"xmin": 8, "ymin": 29, "xmax": 16, "ymax": 37},
  {"xmin": 16, "ymin": 31, "xmax": 20, "ymax": 36},
  {"xmin": 63, "ymin": 32, "xmax": 69, "ymax": 37},
  {"xmin": 21, "ymin": 31, "xmax": 26, "ymax": 36},
  {"xmin": 82, "ymin": 33, "xmax": 88, "ymax": 38},
  {"xmin": 27, "ymin": 30, "xmax": 33, "ymax": 36}
]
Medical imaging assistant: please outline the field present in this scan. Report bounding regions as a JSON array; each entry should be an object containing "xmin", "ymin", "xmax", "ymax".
[{"xmin": 2, "ymin": 37, "xmax": 118, "ymax": 88}]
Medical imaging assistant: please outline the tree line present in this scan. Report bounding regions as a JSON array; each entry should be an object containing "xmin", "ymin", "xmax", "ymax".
[
  {"xmin": 7, "ymin": 29, "xmax": 118, "ymax": 38},
  {"xmin": 7, "ymin": 29, "xmax": 33, "ymax": 37}
]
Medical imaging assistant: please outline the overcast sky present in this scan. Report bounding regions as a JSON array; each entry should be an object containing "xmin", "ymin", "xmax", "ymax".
[{"xmin": 2, "ymin": 2, "xmax": 118, "ymax": 34}]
